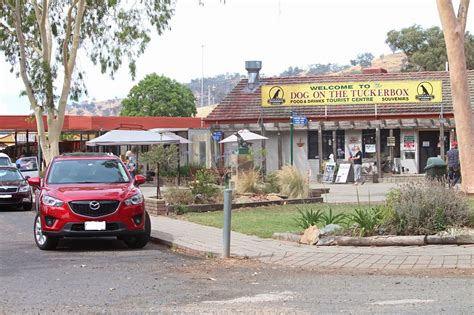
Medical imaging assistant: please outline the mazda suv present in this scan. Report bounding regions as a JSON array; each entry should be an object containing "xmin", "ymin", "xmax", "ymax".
[{"xmin": 28, "ymin": 153, "xmax": 150, "ymax": 250}]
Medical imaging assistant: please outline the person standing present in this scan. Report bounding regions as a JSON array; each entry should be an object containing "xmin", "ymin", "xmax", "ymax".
[
  {"xmin": 350, "ymin": 146, "xmax": 364, "ymax": 185},
  {"xmin": 446, "ymin": 142, "xmax": 460, "ymax": 186},
  {"xmin": 125, "ymin": 150, "xmax": 137, "ymax": 178}
]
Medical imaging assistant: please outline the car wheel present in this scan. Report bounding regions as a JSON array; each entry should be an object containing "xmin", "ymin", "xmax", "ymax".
[
  {"xmin": 34, "ymin": 214, "xmax": 58, "ymax": 250},
  {"xmin": 23, "ymin": 200, "xmax": 33, "ymax": 211},
  {"xmin": 123, "ymin": 212, "xmax": 150, "ymax": 249}
]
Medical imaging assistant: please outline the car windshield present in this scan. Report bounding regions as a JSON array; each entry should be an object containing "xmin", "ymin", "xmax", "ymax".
[
  {"xmin": 47, "ymin": 159, "xmax": 130, "ymax": 184},
  {"xmin": 0, "ymin": 157, "xmax": 11, "ymax": 166},
  {"xmin": 17, "ymin": 157, "xmax": 38, "ymax": 171},
  {"xmin": 0, "ymin": 169, "xmax": 22, "ymax": 181}
]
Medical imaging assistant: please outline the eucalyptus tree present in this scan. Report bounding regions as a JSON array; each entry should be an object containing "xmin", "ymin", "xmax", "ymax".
[{"xmin": 0, "ymin": 0, "xmax": 175, "ymax": 163}]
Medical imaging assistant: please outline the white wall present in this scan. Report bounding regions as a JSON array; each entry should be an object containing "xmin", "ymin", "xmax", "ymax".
[{"xmin": 400, "ymin": 130, "xmax": 418, "ymax": 174}]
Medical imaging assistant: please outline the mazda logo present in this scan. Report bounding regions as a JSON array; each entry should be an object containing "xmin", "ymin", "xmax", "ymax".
[{"xmin": 89, "ymin": 201, "xmax": 101, "ymax": 210}]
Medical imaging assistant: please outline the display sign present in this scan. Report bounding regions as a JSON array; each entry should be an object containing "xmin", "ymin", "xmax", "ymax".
[
  {"xmin": 402, "ymin": 132, "xmax": 416, "ymax": 151},
  {"xmin": 261, "ymin": 80, "xmax": 442, "ymax": 107},
  {"xmin": 365, "ymin": 144, "xmax": 376, "ymax": 153},
  {"xmin": 212, "ymin": 131, "xmax": 223, "ymax": 141},
  {"xmin": 335, "ymin": 163, "xmax": 353, "ymax": 184},
  {"xmin": 323, "ymin": 162, "xmax": 336, "ymax": 183},
  {"xmin": 292, "ymin": 116, "xmax": 308, "ymax": 125},
  {"xmin": 387, "ymin": 136, "xmax": 396, "ymax": 147}
]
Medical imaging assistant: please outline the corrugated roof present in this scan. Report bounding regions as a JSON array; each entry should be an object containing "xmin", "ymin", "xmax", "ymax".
[{"xmin": 205, "ymin": 70, "xmax": 474, "ymax": 124}]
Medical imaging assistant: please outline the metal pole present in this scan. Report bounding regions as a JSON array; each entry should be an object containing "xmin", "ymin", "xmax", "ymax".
[
  {"xmin": 223, "ymin": 189, "xmax": 232, "ymax": 258},
  {"xmin": 290, "ymin": 111, "xmax": 294, "ymax": 166},
  {"xmin": 200, "ymin": 45, "xmax": 204, "ymax": 108}
]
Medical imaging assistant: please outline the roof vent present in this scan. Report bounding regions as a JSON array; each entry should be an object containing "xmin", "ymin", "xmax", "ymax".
[{"xmin": 245, "ymin": 61, "xmax": 262, "ymax": 90}]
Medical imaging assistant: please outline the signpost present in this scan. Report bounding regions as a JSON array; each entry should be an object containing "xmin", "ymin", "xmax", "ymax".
[
  {"xmin": 212, "ymin": 131, "xmax": 223, "ymax": 141},
  {"xmin": 290, "ymin": 113, "xmax": 307, "ymax": 166}
]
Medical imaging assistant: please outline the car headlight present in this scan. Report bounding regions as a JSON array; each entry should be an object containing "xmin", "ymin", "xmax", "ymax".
[
  {"xmin": 19, "ymin": 184, "xmax": 30, "ymax": 193},
  {"xmin": 42, "ymin": 194, "xmax": 64, "ymax": 207},
  {"xmin": 124, "ymin": 192, "xmax": 144, "ymax": 206}
]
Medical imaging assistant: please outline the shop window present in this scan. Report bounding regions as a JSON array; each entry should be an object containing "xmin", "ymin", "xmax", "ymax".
[
  {"xmin": 362, "ymin": 129, "xmax": 376, "ymax": 159},
  {"xmin": 322, "ymin": 131, "xmax": 333, "ymax": 160},
  {"xmin": 335, "ymin": 130, "xmax": 345, "ymax": 159}
]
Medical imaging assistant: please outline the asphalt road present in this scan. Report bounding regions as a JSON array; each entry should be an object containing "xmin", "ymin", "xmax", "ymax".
[{"xmin": 1, "ymin": 210, "xmax": 473, "ymax": 314}]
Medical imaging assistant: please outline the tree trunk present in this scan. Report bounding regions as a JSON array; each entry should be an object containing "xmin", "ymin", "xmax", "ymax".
[
  {"xmin": 437, "ymin": 0, "xmax": 474, "ymax": 194},
  {"xmin": 156, "ymin": 163, "xmax": 161, "ymax": 199},
  {"xmin": 336, "ymin": 236, "xmax": 426, "ymax": 246}
]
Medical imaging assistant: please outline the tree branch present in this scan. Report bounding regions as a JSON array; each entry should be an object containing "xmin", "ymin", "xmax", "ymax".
[
  {"xmin": 63, "ymin": 0, "xmax": 79, "ymax": 76},
  {"xmin": 457, "ymin": 0, "xmax": 470, "ymax": 33}
]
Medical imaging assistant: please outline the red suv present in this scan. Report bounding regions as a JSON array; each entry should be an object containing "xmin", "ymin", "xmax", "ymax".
[{"xmin": 28, "ymin": 153, "xmax": 150, "ymax": 250}]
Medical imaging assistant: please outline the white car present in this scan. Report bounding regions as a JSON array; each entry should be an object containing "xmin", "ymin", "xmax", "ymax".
[
  {"xmin": 0, "ymin": 153, "xmax": 14, "ymax": 167},
  {"xmin": 16, "ymin": 156, "xmax": 39, "ymax": 178}
]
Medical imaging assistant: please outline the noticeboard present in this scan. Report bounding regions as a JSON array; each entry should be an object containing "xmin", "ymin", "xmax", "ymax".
[
  {"xmin": 335, "ymin": 163, "xmax": 353, "ymax": 184},
  {"xmin": 322, "ymin": 162, "xmax": 336, "ymax": 183}
]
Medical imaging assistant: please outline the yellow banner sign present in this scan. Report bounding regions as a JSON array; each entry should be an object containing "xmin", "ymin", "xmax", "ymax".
[{"xmin": 261, "ymin": 80, "xmax": 442, "ymax": 106}]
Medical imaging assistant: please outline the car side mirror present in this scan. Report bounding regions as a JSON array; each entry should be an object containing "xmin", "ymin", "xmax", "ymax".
[
  {"xmin": 27, "ymin": 177, "xmax": 41, "ymax": 188},
  {"xmin": 134, "ymin": 175, "xmax": 146, "ymax": 186}
]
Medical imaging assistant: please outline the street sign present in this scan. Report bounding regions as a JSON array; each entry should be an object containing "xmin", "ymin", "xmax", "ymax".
[
  {"xmin": 292, "ymin": 116, "xmax": 308, "ymax": 125},
  {"xmin": 387, "ymin": 136, "xmax": 396, "ymax": 147},
  {"xmin": 212, "ymin": 131, "xmax": 223, "ymax": 141}
]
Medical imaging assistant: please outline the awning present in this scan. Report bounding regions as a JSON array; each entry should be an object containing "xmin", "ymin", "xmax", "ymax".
[{"xmin": 85, "ymin": 130, "xmax": 180, "ymax": 147}]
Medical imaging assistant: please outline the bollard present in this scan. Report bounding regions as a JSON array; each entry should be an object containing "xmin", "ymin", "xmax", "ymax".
[{"xmin": 223, "ymin": 189, "xmax": 232, "ymax": 258}]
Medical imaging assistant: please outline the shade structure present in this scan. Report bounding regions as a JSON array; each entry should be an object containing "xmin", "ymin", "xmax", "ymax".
[
  {"xmin": 219, "ymin": 129, "xmax": 268, "ymax": 144},
  {"xmin": 86, "ymin": 130, "xmax": 179, "ymax": 147},
  {"xmin": 148, "ymin": 130, "xmax": 192, "ymax": 144}
]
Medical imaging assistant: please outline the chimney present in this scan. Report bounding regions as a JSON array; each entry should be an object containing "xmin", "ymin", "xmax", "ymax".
[{"xmin": 245, "ymin": 61, "xmax": 262, "ymax": 90}]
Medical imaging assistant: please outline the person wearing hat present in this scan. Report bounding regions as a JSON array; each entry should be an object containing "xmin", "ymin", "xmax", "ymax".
[{"xmin": 446, "ymin": 141, "xmax": 460, "ymax": 186}]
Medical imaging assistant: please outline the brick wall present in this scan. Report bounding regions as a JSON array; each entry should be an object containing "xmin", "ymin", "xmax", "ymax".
[{"xmin": 145, "ymin": 198, "xmax": 168, "ymax": 216}]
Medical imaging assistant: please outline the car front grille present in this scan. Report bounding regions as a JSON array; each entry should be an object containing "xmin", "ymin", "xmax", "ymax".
[
  {"xmin": 0, "ymin": 186, "xmax": 18, "ymax": 193},
  {"xmin": 69, "ymin": 200, "xmax": 120, "ymax": 218}
]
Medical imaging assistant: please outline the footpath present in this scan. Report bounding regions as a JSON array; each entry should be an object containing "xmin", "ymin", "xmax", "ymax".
[{"xmin": 143, "ymin": 183, "xmax": 474, "ymax": 272}]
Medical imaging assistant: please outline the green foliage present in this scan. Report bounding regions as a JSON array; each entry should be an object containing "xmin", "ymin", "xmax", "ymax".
[
  {"xmin": 164, "ymin": 187, "xmax": 194, "ymax": 205},
  {"xmin": 0, "ymin": 1, "xmax": 175, "ymax": 103},
  {"xmin": 141, "ymin": 144, "xmax": 178, "ymax": 173},
  {"xmin": 294, "ymin": 207, "xmax": 324, "ymax": 230},
  {"xmin": 235, "ymin": 169, "xmax": 262, "ymax": 194},
  {"xmin": 276, "ymin": 165, "xmax": 309, "ymax": 199},
  {"xmin": 174, "ymin": 204, "xmax": 190, "ymax": 215},
  {"xmin": 121, "ymin": 73, "xmax": 196, "ymax": 117},
  {"xmin": 350, "ymin": 52, "xmax": 374, "ymax": 67},
  {"xmin": 262, "ymin": 172, "xmax": 280, "ymax": 194},
  {"xmin": 386, "ymin": 181, "xmax": 470, "ymax": 235},
  {"xmin": 190, "ymin": 169, "xmax": 219, "ymax": 201},
  {"xmin": 386, "ymin": 24, "xmax": 474, "ymax": 71},
  {"xmin": 350, "ymin": 207, "xmax": 384, "ymax": 237},
  {"xmin": 320, "ymin": 208, "xmax": 347, "ymax": 226}
]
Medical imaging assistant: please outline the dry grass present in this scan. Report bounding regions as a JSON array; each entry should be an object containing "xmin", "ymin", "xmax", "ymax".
[
  {"xmin": 276, "ymin": 165, "xmax": 309, "ymax": 199},
  {"xmin": 235, "ymin": 169, "xmax": 262, "ymax": 194}
]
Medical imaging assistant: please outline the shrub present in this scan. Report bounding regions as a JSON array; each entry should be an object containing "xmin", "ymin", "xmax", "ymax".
[
  {"xmin": 277, "ymin": 165, "xmax": 309, "ymax": 199},
  {"xmin": 190, "ymin": 169, "xmax": 220, "ymax": 202},
  {"xmin": 164, "ymin": 187, "xmax": 194, "ymax": 205},
  {"xmin": 174, "ymin": 204, "xmax": 190, "ymax": 215},
  {"xmin": 320, "ymin": 208, "xmax": 347, "ymax": 226},
  {"xmin": 235, "ymin": 169, "xmax": 262, "ymax": 194},
  {"xmin": 350, "ymin": 207, "xmax": 384, "ymax": 237},
  {"xmin": 262, "ymin": 171, "xmax": 280, "ymax": 194},
  {"xmin": 386, "ymin": 181, "xmax": 470, "ymax": 235},
  {"xmin": 294, "ymin": 207, "xmax": 324, "ymax": 229}
]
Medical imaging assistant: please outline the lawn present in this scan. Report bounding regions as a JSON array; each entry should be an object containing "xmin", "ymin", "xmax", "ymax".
[{"xmin": 183, "ymin": 203, "xmax": 363, "ymax": 238}]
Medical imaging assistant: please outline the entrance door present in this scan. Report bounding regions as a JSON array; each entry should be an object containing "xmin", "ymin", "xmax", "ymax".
[{"xmin": 418, "ymin": 131, "xmax": 448, "ymax": 173}]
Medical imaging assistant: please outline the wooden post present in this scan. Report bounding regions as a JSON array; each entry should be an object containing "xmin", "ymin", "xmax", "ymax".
[
  {"xmin": 376, "ymin": 127, "xmax": 382, "ymax": 179},
  {"xmin": 318, "ymin": 124, "xmax": 323, "ymax": 174},
  {"xmin": 332, "ymin": 130, "xmax": 337, "ymax": 160},
  {"xmin": 389, "ymin": 129, "xmax": 394, "ymax": 170},
  {"xmin": 277, "ymin": 130, "xmax": 283, "ymax": 169}
]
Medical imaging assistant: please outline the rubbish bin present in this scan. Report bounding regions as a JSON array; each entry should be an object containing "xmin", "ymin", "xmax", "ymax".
[{"xmin": 424, "ymin": 157, "xmax": 447, "ymax": 180}]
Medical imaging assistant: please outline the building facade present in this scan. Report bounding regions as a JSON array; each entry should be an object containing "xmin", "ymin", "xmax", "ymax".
[{"xmin": 205, "ymin": 65, "xmax": 474, "ymax": 180}]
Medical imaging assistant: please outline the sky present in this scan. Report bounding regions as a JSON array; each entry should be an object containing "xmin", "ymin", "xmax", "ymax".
[{"xmin": 1, "ymin": 0, "xmax": 472, "ymax": 115}]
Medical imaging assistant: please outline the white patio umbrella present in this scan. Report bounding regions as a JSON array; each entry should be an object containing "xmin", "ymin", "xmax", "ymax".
[
  {"xmin": 85, "ymin": 130, "xmax": 179, "ymax": 147},
  {"xmin": 148, "ymin": 130, "xmax": 192, "ymax": 144},
  {"xmin": 219, "ymin": 129, "xmax": 268, "ymax": 143}
]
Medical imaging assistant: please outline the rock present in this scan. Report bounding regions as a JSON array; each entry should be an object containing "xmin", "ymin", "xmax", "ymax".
[
  {"xmin": 320, "ymin": 224, "xmax": 342, "ymax": 235},
  {"xmin": 272, "ymin": 232, "xmax": 301, "ymax": 242},
  {"xmin": 299, "ymin": 225, "xmax": 320, "ymax": 245},
  {"xmin": 317, "ymin": 236, "xmax": 336, "ymax": 246}
]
